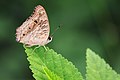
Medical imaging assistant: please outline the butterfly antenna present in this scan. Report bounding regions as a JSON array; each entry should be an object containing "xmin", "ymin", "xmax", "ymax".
[{"xmin": 51, "ymin": 25, "xmax": 61, "ymax": 36}]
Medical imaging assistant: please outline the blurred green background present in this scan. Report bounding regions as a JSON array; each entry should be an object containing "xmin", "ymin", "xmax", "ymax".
[{"xmin": 0, "ymin": 0, "xmax": 120, "ymax": 80}]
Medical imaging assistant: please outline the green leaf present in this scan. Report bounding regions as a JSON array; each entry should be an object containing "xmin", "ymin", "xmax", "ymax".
[
  {"xmin": 43, "ymin": 67, "xmax": 63, "ymax": 80},
  {"xmin": 86, "ymin": 48, "xmax": 120, "ymax": 80},
  {"xmin": 25, "ymin": 46, "xmax": 83, "ymax": 80}
]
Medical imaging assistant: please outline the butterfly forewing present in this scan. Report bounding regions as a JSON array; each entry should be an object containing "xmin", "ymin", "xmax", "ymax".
[{"xmin": 16, "ymin": 5, "xmax": 50, "ymax": 46}]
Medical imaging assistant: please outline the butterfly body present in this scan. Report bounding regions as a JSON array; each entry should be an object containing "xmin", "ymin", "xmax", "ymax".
[{"xmin": 16, "ymin": 5, "xmax": 52, "ymax": 47}]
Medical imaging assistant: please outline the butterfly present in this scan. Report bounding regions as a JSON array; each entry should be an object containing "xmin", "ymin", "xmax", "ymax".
[{"xmin": 16, "ymin": 5, "xmax": 52, "ymax": 47}]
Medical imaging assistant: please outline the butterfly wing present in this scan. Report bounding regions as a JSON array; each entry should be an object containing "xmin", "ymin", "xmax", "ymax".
[{"xmin": 16, "ymin": 5, "xmax": 50, "ymax": 46}]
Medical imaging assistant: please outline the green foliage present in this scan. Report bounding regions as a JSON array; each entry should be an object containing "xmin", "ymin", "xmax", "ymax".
[
  {"xmin": 25, "ymin": 46, "xmax": 83, "ymax": 80},
  {"xmin": 43, "ymin": 67, "xmax": 63, "ymax": 80},
  {"xmin": 86, "ymin": 48, "xmax": 120, "ymax": 80},
  {"xmin": 25, "ymin": 46, "xmax": 120, "ymax": 80}
]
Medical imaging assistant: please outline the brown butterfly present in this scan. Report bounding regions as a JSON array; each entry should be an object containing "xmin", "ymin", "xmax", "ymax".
[{"xmin": 16, "ymin": 5, "xmax": 52, "ymax": 47}]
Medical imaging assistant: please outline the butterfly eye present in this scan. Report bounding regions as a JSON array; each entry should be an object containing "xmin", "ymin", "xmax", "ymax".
[
  {"xmin": 47, "ymin": 36, "xmax": 52, "ymax": 43},
  {"xmin": 48, "ymin": 36, "xmax": 51, "ymax": 40}
]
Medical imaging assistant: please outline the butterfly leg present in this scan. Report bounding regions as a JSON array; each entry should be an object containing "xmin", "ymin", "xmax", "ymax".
[
  {"xmin": 31, "ymin": 45, "xmax": 40, "ymax": 54},
  {"xmin": 43, "ymin": 46, "xmax": 47, "ymax": 51}
]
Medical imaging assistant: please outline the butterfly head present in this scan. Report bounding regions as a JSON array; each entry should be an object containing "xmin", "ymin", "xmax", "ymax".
[{"xmin": 46, "ymin": 36, "xmax": 52, "ymax": 44}]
